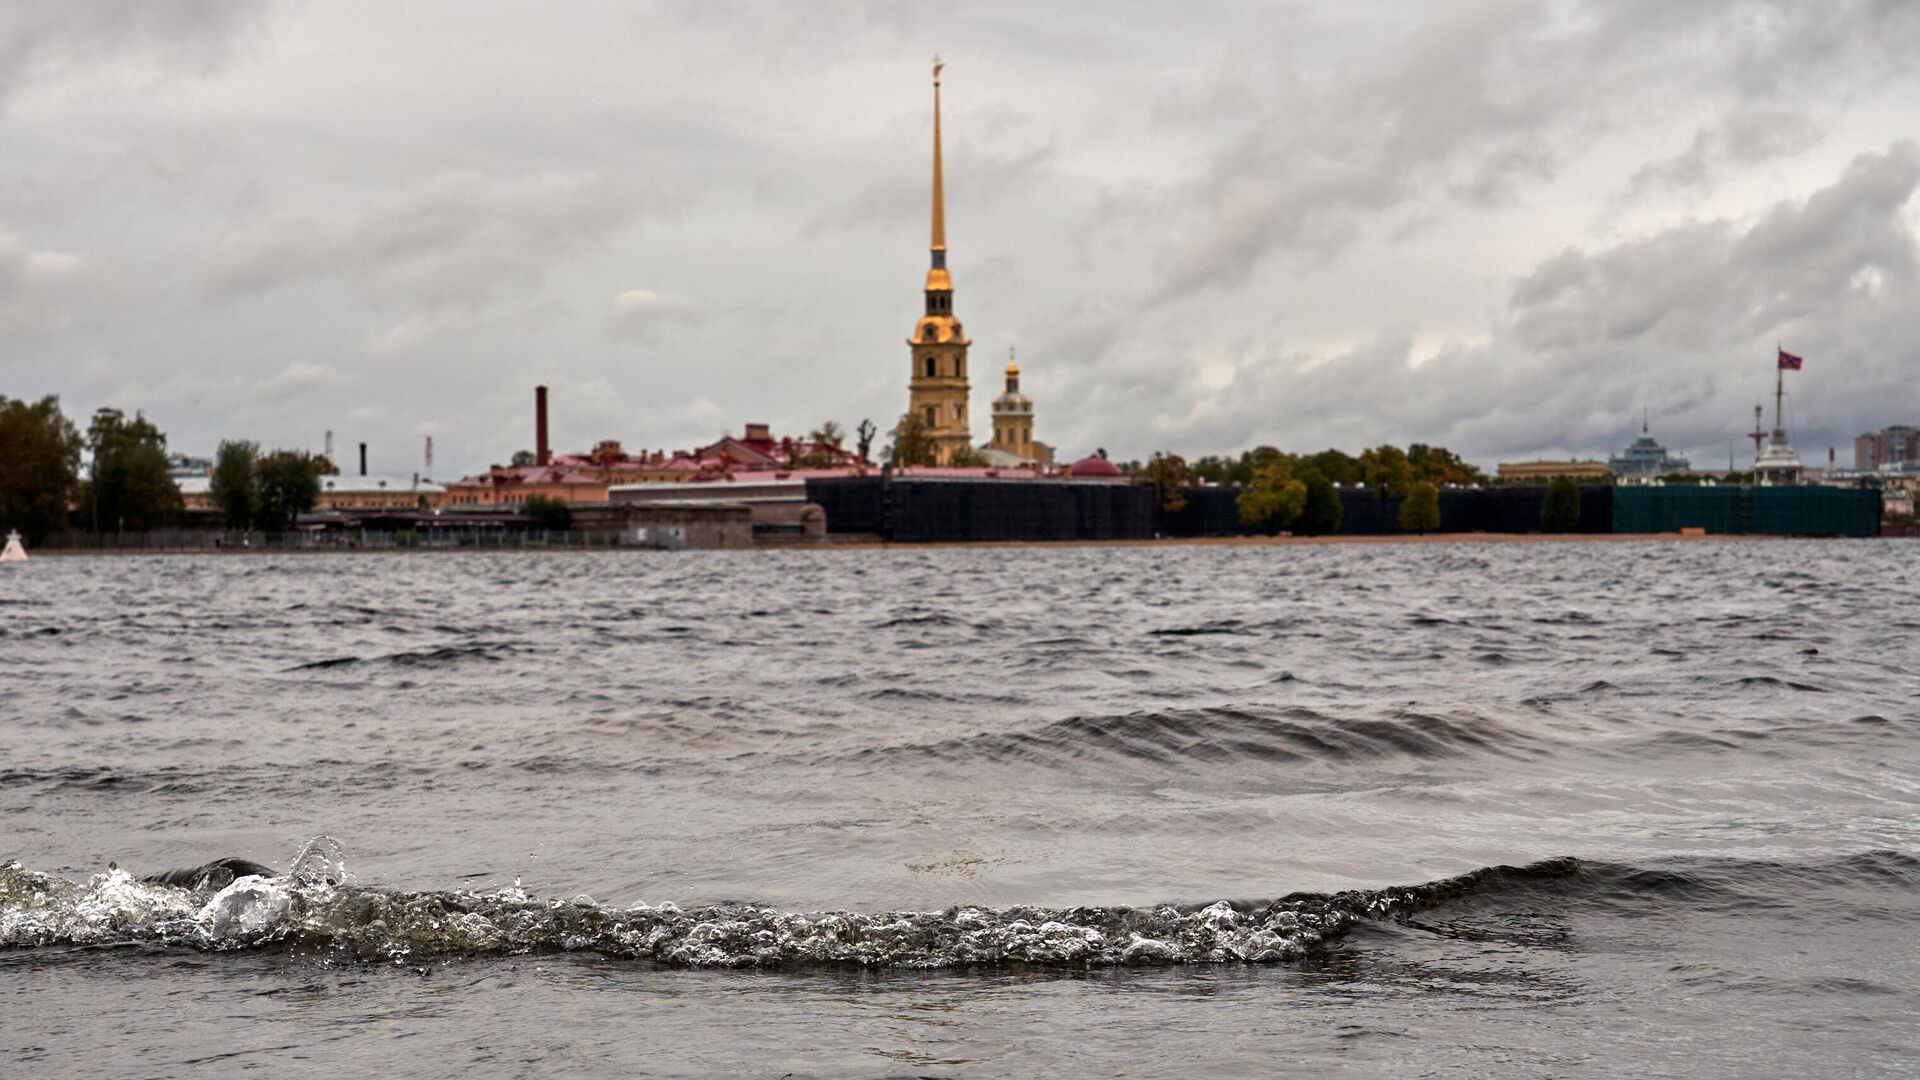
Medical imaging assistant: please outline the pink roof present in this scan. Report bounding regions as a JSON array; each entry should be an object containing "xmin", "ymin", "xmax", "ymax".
[
  {"xmin": 894, "ymin": 466, "xmax": 1051, "ymax": 481},
  {"xmin": 1068, "ymin": 455, "xmax": 1124, "ymax": 478}
]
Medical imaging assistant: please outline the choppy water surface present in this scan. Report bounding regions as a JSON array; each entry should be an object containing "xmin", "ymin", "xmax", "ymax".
[{"xmin": 3, "ymin": 542, "xmax": 1918, "ymax": 1077}]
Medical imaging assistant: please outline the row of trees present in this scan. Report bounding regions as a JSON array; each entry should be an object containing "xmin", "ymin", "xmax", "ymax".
[
  {"xmin": 1136, "ymin": 443, "xmax": 1480, "ymax": 536},
  {"xmin": 1143, "ymin": 443, "xmax": 1588, "ymax": 536},
  {"xmin": 0, "ymin": 396, "xmax": 189, "ymax": 542},
  {"xmin": 209, "ymin": 441, "xmax": 325, "ymax": 532},
  {"xmin": 0, "ymin": 396, "xmax": 82, "ymax": 543},
  {"xmin": 0, "ymin": 393, "xmax": 325, "ymax": 541},
  {"xmin": 1171, "ymin": 443, "xmax": 1487, "ymax": 490}
]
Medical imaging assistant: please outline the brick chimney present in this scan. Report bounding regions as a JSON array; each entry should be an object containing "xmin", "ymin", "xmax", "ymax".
[{"xmin": 536, "ymin": 385, "xmax": 551, "ymax": 466}]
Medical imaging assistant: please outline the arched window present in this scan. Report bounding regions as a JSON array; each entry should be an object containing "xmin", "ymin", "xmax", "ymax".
[
  {"xmin": 925, "ymin": 356, "xmax": 936, "ymax": 378},
  {"xmin": 924, "ymin": 406, "xmax": 936, "ymax": 428}
]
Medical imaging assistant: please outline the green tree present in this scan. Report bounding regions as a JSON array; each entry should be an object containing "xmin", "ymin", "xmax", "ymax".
[
  {"xmin": 510, "ymin": 449, "xmax": 537, "ymax": 467},
  {"xmin": 1399, "ymin": 480, "xmax": 1441, "ymax": 534},
  {"xmin": 0, "ymin": 395, "xmax": 82, "ymax": 543},
  {"xmin": 948, "ymin": 444, "xmax": 987, "ymax": 468},
  {"xmin": 1146, "ymin": 452, "xmax": 1191, "ymax": 513},
  {"xmin": 887, "ymin": 415, "xmax": 938, "ymax": 467},
  {"xmin": 522, "ymin": 495, "xmax": 573, "ymax": 531},
  {"xmin": 1237, "ymin": 456, "xmax": 1307, "ymax": 535},
  {"xmin": 1360, "ymin": 444, "xmax": 1416, "ymax": 496},
  {"xmin": 1296, "ymin": 469, "xmax": 1343, "ymax": 536},
  {"xmin": 810, "ymin": 420, "xmax": 844, "ymax": 448},
  {"xmin": 1407, "ymin": 443, "xmax": 1486, "ymax": 486},
  {"xmin": 1307, "ymin": 448, "xmax": 1362, "ymax": 486},
  {"xmin": 1542, "ymin": 476, "xmax": 1581, "ymax": 533},
  {"xmin": 211, "ymin": 440, "xmax": 258, "ymax": 530},
  {"xmin": 1228, "ymin": 445, "xmax": 1286, "ymax": 487},
  {"xmin": 253, "ymin": 450, "xmax": 321, "ymax": 532},
  {"xmin": 1189, "ymin": 455, "xmax": 1235, "ymax": 485},
  {"xmin": 85, "ymin": 408, "xmax": 182, "ymax": 533}
]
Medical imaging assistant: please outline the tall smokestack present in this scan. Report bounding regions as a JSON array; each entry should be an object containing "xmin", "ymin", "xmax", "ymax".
[
  {"xmin": 536, "ymin": 385, "xmax": 551, "ymax": 466},
  {"xmin": 359, "ymin": 442, "xmax": 368, "ymax": 477}
]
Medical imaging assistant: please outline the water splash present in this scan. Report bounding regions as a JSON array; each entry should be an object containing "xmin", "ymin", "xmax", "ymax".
[
  {"xmin": 0, "ymin": 840, "xmax": 1584, "ymax": 967},
  {"xmin": 289, "ymin": 835, "xmax": 351, "ymax": 888}
]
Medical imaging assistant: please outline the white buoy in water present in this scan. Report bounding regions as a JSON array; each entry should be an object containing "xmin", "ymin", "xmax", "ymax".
[{"xmin": 1, "ymin": 530, "xmax": 26, "ymax": 562}]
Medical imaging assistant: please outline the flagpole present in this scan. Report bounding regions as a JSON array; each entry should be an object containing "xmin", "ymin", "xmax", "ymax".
[{"xmin": 1775, "ymin": 362, "xmax": 1783, "ymax": 434}]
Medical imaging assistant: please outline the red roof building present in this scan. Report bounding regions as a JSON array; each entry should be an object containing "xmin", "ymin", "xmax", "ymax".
[{"xmin": 1067, "ymin": 454, "xmax": 1124, "ymax": 479}]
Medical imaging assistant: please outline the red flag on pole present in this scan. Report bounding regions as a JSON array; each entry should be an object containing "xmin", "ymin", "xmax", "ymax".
[{"xmin": 1778, "ymin": 348, "xmax": 1804, "ymax": 370}]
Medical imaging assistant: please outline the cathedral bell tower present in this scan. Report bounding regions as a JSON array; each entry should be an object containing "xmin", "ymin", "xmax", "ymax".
[
  {"xmin": 904, "ymin": 57, "xmax": 972, "ymax": 464},
  {"xmin": 991, "ymin": 347, "xmax": 1035, "ymax": 460}
]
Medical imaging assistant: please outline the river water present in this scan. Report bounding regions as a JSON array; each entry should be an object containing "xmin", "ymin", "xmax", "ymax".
[{"xmin": 2, "ymin": 542, "xmax": 1917, "ymax": 1077}]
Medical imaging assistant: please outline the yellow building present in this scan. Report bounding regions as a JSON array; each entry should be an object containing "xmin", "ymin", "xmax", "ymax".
[
  {"xmin": 176, "ymin": 473, "xmax": 448, "ymax": 514},
  {"xmin": 983, "ymin": 347, "xmax": 1052, "ymax": 467},
  {"xmin": 903, "ymin": 59, "xmax": 973, "ymax": 464},
  {"xmin": 1496, "ymin": 460, "xmax": 1613, "ymax": 483}
]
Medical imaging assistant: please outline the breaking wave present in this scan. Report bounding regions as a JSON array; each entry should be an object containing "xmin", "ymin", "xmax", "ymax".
[{"xmin": 2, "ymin": 837, "xmax": 1581, "ymax": 968}]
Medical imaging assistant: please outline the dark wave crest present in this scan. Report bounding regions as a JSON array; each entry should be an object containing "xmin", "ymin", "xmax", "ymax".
[
  {"xmin": 289, "ymin": 643, "xmax": 517, "ymax": 672},
  {"xmin": 840, "ymin": 705, "xmax": 1548, "ymax": 772}
]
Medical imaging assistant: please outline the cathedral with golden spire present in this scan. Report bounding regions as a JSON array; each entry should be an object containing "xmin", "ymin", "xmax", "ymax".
[
  {"xmin": 902, "ymin": 57, "xmax": 975, "ymax": 464},
  {"xmin": 899, "ymin": 59, "xmax": 1045, "ymax": 468}
]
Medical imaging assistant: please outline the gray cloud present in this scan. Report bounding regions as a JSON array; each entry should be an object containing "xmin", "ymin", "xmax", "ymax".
[
  {"xmin": 1151, "ymin": 0, "xmax": 1920, "ymax": 299},
  {"xmin": 2, "ymin": 1, "xmax": 1918, "ymax": 475},
  {"xmin": 602, "ymin": 288, "xmax": 697, "ymax": 339},
  {"xmin": 205, "ymin": 171, "xmax": 642, "ymax": 310},
  {"xmin": 0, "ymin": 0, "xmax": 267, "ymax": 111},
  {"xmin": 1629, "ymin": 106, "xmax": 1827, "ymax": 197},
  {"xmin": 1087, "ymin": 142, "xmax": 1920, "ymax": 466},
  {"xmin": 0, "ymin": 228, "xmax": 84, "ymax": 339}
]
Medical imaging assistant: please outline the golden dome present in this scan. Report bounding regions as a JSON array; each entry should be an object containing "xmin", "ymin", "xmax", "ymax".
[
  {"xmin": 911, "ymin": 315, "xmax": 967, "ymax": 344},
  {"xmin": 1005, "ymin": 345, "xmax": 1019, "ymax": 377}
]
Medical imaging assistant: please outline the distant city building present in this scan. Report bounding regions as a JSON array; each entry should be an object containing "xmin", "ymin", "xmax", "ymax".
[
  {"xmin": 981, "ymin": 348, "xmax": 1053, "ymax": 469},
  {"xmin": 1608, "ymin": 412, "xmax": 1689, "ymax": 478},
  {"xmin": 1496, "ymin": 460, "xmax": 1613, "ymax": 483},
  {"xmin": 1855, "ymin": 425, "xmax": 1919, "ymax": 471},
  {"xmin": 166, "ymin": 453, "xmax": 212, "ymax": 479},
  {"xmin": 314, "ymin": 474, "xmax": 448, "ymax": 511},
  {"xmin": 178, "ymin": 473, "xmax": 447, "ymax": 514},
  {"xmin": 687, "ymin": 424, "xmax": 862, "ymax": 473},
  {"xmin": 445, "ymin": 466, "xmax": 606, "ymax": 507},
  {"xmin": 453, "ymin": 410, "xmax": 874, "ymax": 506}
]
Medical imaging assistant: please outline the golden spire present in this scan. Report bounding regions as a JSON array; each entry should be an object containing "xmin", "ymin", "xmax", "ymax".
[
  {"xmin": 931, "ymin": 55, "xmax": 946, "ymax": 253},
  {"xmin": 1006, "ymin": 345, "xmax": 1018, "ymax": 377}
]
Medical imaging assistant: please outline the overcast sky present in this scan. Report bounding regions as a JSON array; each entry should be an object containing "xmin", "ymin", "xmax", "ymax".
[{"xmin": 3, "ymin": 0, "xmax": 1917, "ymax": 474}]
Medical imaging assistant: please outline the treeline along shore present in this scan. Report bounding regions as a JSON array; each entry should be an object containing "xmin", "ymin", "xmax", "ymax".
[{"xmin": 1, "ymin": 393, "xmax": 1891, "ymax": 553}]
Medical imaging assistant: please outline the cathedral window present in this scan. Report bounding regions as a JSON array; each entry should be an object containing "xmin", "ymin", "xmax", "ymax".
[
  {"xmin": 924, "ymin": 406, "xmax": 936, "ymax": 427},
  {"xmin": 925, "ymin": 357, "xmax": 936, "ymax": 378}
]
